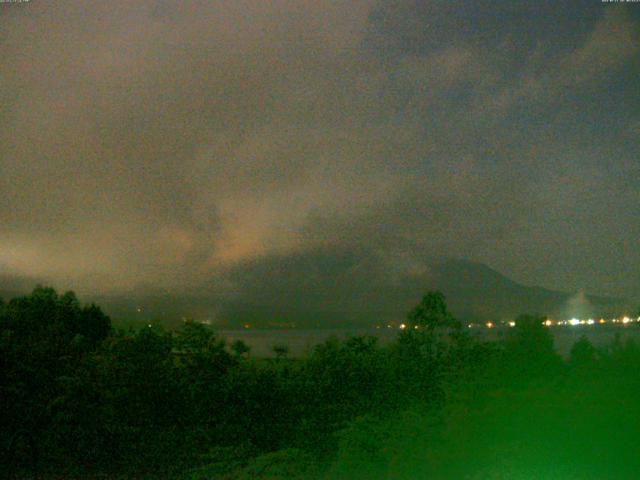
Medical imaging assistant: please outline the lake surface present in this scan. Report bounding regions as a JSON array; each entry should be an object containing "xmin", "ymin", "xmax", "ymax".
[{"xmin": 220, "ymin": 325, "xmax": 640, "ymax": 358}]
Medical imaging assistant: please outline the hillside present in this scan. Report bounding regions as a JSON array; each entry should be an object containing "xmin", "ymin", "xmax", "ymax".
[{"xmin": 1, "ymin": 254, "xmax": 629, "ymax": 327}]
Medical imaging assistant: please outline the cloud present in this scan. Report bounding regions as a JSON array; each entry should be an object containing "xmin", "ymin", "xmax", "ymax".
[
  {"xmin": 0, "ymin": 0, "xmax": 639, "ymax": 302},
  {"xmin": 561, "ymin": 8, "xmax": 639, "ymax": 84}
]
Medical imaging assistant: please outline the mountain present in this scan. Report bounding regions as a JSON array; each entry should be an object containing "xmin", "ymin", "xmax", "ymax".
[
  {"xmin": 0, "ymin": 253, "xmax": 630, "ymax": 327},
  {"xmin": 0, "ymin": 273, "xmax": 46, "ymax": 300},
  {"xmin": 428, "ymin": 258, "xmax": 625, "ymax": 323},
  {"xmin": 206, "ymin": 250, "xmax": 630, "ymax": 327}
]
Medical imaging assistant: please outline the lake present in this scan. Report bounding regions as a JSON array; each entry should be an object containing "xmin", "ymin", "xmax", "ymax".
[{"xmin": 220, "ymin": 324, "xmax": 640, "ymax": 358}]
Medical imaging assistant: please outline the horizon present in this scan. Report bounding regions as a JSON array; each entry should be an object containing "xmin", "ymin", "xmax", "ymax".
[{"xmin": 1, "ymin": 257, "xmax": 636, "ymax": 328}]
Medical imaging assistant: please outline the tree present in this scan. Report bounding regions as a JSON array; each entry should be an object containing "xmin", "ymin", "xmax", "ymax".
[
  {"xmin": 0, "ymin": 287, "xmax": 113, "ymax": 473},
  {"xmin": 2, "ymin": 286, "xmax": 111, "ymax": 347},
  {"xmin": 570, "ymin": 335, "xmax": 596, "ymax": 369},
  {"xmin": 231, "ymin": 339, "xmax": 251, "ymax": 357},
  {"xmin": 504, "ymin": 313, "xmax": 561, "ymax": 380},
  {"xmin": 79, "ymin": 304, "xmax": 112, "ymax": 347},
  {"xmin": 173, "ymin": 319, "xmax": 234, "ymax": 375},
  {"xmin": 174, "ymin": 319, "xmax": 215, "ymax": 353},
  {"xmin": 406, "ymin": 291, "xmax": 458, "ymax": 330},
  {"xmin": 272, "ymin": 344, "xmax": 289, "ymax": 360}
]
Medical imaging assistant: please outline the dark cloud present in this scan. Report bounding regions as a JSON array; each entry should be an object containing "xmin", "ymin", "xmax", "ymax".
[
  {"xmin": 0, "ymin": 0, "xmax": 638, "ymax": 309},
  {"xmin": 365, "ymin": 0, "xmax": 602, "ymax": 63}
]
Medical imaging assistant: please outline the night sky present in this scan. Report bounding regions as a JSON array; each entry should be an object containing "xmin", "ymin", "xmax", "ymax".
[{"xmin": 1, "ymin": 1, "xmax": 639, "ymax": 308}]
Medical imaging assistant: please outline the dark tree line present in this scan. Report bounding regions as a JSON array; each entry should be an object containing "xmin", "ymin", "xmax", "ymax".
[{"xmin": 1, "ymin": 287, "xmax": 639, "ymax": 479}]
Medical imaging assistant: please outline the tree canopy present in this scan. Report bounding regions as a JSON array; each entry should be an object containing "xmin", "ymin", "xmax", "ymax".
[{"xmin": 406, "ymin": 291, "xmax": 458, "ymax": 330}]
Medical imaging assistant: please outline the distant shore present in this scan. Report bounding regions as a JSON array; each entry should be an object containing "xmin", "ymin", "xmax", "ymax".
[{"xmin": 219, "ymin": 324, "xmax": 640, "ymax": 358}]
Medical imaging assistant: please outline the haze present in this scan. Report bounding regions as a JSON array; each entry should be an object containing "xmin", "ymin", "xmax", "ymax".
[{"xmin": 1, "ymin": 0, "xmax": 639, "ymax": 308}]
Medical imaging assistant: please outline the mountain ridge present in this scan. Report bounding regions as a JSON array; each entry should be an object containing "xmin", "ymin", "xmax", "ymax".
[{"xmin": 0, "ymin": 256, "xmax": 631, "ymax": 327}]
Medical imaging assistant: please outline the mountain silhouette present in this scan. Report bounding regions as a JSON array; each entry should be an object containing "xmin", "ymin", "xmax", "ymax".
[
  {"xmin": 1, "ymin": 254, "xmax": 629, "ymax": 327},
  {"xmin": 209, "ymin": 252, "xmax": 628, "ymax": 327}
]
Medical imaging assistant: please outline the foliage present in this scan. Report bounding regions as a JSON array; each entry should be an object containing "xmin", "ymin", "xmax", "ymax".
[
  {"xmin": 231, "ymin": 339, "xmax": 251, "ymax": 357},
  {"xmin": 3, "ymin": 288, "xmax": 640, "ymax": 479},
  {"xmin": 502, "ymin": 313, "xmax": 562, "ymax": 382},
  {"xmin": 569, "ymin": 334, "xmax": 597, "ymax": 369},
  {"xmin": 271, "ymin": 343, "xmax": 289, "ymax": 360},
  {"xmin": 406, "ymin": 291, "xmax": 459, "ymax": 330}
]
